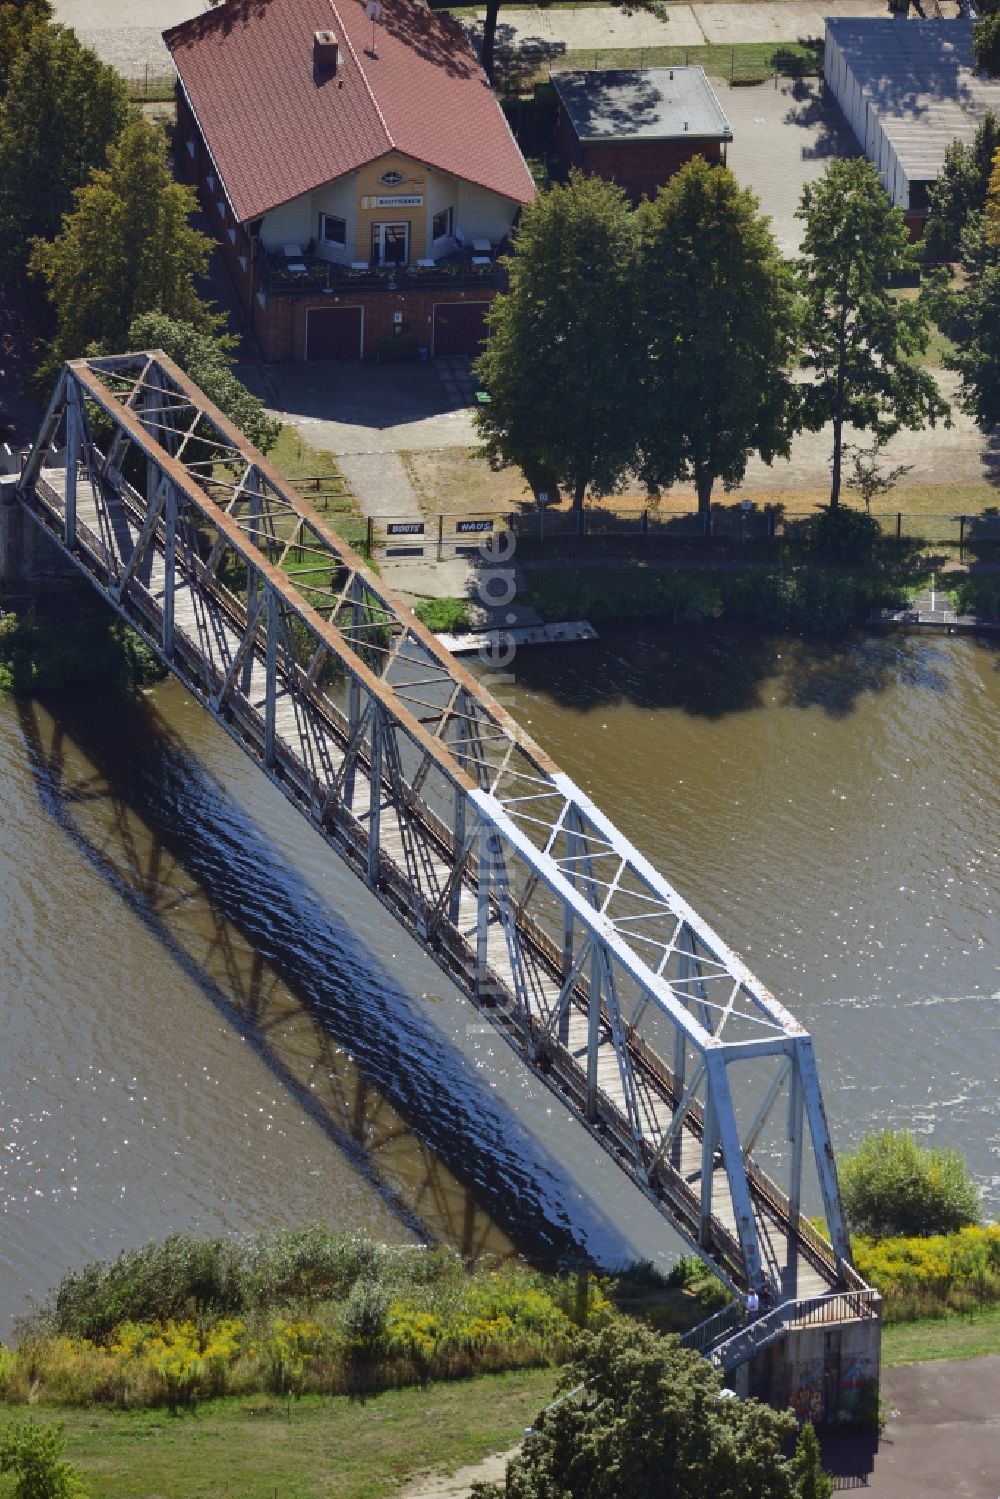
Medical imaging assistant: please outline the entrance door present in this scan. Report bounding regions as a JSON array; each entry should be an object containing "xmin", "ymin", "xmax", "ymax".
[{"xmin": 371, "ymin": 222, "xmax": 409, "ymax": 267}]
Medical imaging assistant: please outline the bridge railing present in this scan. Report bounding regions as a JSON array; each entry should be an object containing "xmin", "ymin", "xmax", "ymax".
[{"xmin": 709, "ymin": 1288, "xmax": 883, "ymax": 1372}]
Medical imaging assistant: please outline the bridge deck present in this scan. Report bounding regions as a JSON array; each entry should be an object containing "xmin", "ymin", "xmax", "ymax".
[{"xmin": 27, "ymin": 459, "xmax": 834, "ymax": 1301}]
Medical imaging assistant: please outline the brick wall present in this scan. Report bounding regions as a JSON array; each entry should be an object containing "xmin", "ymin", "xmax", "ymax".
[
  {"xmin": 254, "ymin": 284, "xmax": 498, "ymax": 361},
  {"xmin": 581, "ymin": 139, "xmax": 724, "ymax": 203}
]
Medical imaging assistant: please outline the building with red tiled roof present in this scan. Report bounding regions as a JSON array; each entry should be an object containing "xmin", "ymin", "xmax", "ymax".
[{"xmin": 165, "ymin": 0, "xmax": 535, "ymax": 361}]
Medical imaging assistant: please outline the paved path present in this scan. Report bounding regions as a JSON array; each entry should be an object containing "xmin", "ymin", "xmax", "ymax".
[{"xmin": 51, "ymin": 0, "xmax": 206, "ymax": 74}]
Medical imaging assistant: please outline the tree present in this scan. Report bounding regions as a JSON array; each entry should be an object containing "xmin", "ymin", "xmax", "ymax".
[
  {"xmin": 796, "ymin": 158, "xmax": 949, "ymax": 507},
  {"xmin": 0, "ymin": 23, "xmax": 131, "ymax": 283},
  {"xmin": 792, "ymin": 1424, "xmax": 833, "ymax": 1499},
  {"xmin": 974, "ymin": 0, "xmax": 1000, "ymax": 77},
  {"xmin": 0, "ymin": 0, "xmax": 51, "ymax": 97},
  {"xmin": 636, "ymin": 157, "xmax": 799, "ymax": 520},
  {"xmin": 0, "ymin": 1420, "xmax": 88, "ymax": 1499},
  {"xmin": 842, "ymin": 436, "xmax": 913, "ymax": 513},
  {"xmin": 30, "ymin": 117, "xmax": 220, "ymax": 369},
  {"xmin": 115, "ymin": 313, "xmax": 281, "ymax": 454},
  {"xmin": 474, "ymin": 172, "xmax": 640, "ymax": 510},
  {"xmin": 839, "ymin": 1129, "xmax": 981, "ymax": 1239},
  {"xmin": 922, "ymin": 113, "xmax": 1000, "ymax": 262},
  {"xmin": 929, "ymin": 152, "xmax": 1000, "ymax": 431},
  {"xmin": 471, "ymin": 1319, "xmax": 801, "ymax": 1499}
]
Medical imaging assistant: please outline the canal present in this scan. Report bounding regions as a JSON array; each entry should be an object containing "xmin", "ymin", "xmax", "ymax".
[{"xmin": 1, "ymin": 623, "xmax": 997, "ymax": 1331}]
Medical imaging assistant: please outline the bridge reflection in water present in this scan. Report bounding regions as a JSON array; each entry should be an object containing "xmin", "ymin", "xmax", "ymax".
[{"xmin": 16, "ymin": 690, "xmax": 602, "ymax": 1267}]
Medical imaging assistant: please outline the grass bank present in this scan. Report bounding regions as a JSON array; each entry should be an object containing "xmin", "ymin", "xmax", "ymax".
[
  {"xmin": 882, "ymin": 1303, "xmax": 1000, "ymax": 1366},
  {"xmin": 2, "ymin": 1230, "xmax": 716, "ymax": 1413},
  {"xmin": 10, "ymin": 1371, "xmax": 556, "ymax": 1499},
  {"xmin": 268, "ymin": 424, "xmax": 368, "ymax": 553}
]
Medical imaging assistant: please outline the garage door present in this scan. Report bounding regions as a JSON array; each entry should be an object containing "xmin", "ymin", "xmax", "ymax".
[
  {"xmin": 306, "ymin": 305, "xmax": 363, "ymax": 361},
  {"xmin": 432, "ymin": 301, "xmax": 490, "ymax": 357}
]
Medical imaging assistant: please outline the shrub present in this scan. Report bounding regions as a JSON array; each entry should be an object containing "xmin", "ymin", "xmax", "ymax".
[
  {"xmin": 950, "ymin": 573, "xmax": 1000, "ymax": 618},
  {"xmin": 0, "ymin": 1420, "xmax": 88, "ymax": 1499},
  {"xmin": 839, "ymin": 1129, "xmax": 981, "ymax": 1239},
  {"xmin": 809, "ymin": 505, "xmax": 882, "ymax": 564},
  {"xmin": 853, "ymin": 1223, "xmax": 1000, "ymax": 1321},
  {"xmin": 413, "ymin": 596, "xmax": 472, "ymax": 634}
]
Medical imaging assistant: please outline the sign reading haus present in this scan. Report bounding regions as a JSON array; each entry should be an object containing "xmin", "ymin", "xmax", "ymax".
[{"xmin": 164, "ymin": 0, "xmax": 534, "ymax": 361}]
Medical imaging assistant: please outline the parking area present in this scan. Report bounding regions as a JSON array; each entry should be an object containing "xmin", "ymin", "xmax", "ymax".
[{"xmin": 720, "ymin": 76, "xmax": 861, "ymax": 255}]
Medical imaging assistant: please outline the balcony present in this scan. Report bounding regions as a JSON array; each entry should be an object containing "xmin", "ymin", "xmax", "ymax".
[{"xmin": 257, "ymin": 247, "xmax": 508, "ymax": 297}]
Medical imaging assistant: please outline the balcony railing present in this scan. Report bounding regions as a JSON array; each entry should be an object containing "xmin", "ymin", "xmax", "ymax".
[{"xmin": 257, "ymin": 250, "xmax": 507, "ymax": 296}]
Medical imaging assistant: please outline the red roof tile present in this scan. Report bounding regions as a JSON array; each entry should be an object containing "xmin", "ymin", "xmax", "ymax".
[{"xmin": 164, "ymin": 0, "xmax": 535, "ymax": 223}]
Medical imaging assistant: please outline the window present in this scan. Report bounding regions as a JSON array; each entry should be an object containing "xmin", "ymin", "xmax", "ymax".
[
  {"xmin": 432, "ymin": 206, "xmax": 453, "ymax": 242},
  {"xmin": 320, "ymin": 213, "xmax": 347, "ymax": 247}
]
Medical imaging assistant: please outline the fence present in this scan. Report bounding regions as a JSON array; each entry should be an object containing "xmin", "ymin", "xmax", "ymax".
[
  {"xmin": 124, "ymin": 69, "xmax": 175, "ymax": 100},
  {"xmin": 506, "ymin": 506, "xmax": 1000, "ymax": 549}
]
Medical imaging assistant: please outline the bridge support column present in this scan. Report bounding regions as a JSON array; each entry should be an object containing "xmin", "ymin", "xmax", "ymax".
[{"xmin": 0, "ymin": 478, "xmax": 75, "ymax": 591}]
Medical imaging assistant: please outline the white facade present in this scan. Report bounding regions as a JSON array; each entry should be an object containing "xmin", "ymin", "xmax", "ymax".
[{"xmin": 258, "ymin": 162, "xmax": 519, "ymax": 264}]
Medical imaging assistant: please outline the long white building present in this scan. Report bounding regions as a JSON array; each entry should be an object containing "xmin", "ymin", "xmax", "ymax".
[{"xmin": 825, "ymin": 19, "xmax": 1000, "ymax": 228}]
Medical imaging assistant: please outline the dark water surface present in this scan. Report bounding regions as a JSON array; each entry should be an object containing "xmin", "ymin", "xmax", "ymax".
[{"xmin": 0, "ymin": 624, "xmax": 997, "ymax": 1329}]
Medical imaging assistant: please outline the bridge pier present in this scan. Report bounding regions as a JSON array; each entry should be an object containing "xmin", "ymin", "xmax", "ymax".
[
  {"xmin": 731, "ymin": 1311, "xmax": 881, "ymax": 1426},
  {"xmin": 0, "ymin": 476, "xmax": 75, "ymax": 591}
]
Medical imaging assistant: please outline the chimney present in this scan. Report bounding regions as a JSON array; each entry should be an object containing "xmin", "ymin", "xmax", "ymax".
[{"xmin": 314, "ymin": 29, "xmax": 339, "ymax": 72}]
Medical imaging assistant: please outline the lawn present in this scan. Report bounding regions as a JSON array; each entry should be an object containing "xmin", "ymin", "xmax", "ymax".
[
  {"xmin": 401, "ymin": 444, "xmax": 1000, "ymax": 529},
  {"xmin": 881, "ymin": 1305, "xmax": 1000, "ymax": 1367},
  {"xmin": 267, "ymin": 423, "xmax": 369, "ymax": 552},
  {"xmin": 551, "ymin": 40, "xmax": 823, "ymax": 84},
  {"xmin": 15, "ymin": 1370, "xmax": 556, "ymax": 1499}
]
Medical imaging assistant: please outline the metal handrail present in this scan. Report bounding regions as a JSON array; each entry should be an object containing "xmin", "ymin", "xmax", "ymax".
[
  {"xmin": 679, "ymin": 1299, "xmax": 744, "ymax": 1355},
  {"xmin": 709, "ymin": 1289, "xmax": 882, "ymax": 1373}
]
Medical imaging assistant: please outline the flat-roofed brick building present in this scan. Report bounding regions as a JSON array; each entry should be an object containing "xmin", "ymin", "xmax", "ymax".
[{"xmin": 551, "ymin": 66, "xmax": 733, "ymax": 203}]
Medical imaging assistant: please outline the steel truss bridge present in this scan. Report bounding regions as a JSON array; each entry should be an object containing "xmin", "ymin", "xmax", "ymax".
[{"xmin": 17, "ymin": 353, "xmax": 863, "ymax": 1304}]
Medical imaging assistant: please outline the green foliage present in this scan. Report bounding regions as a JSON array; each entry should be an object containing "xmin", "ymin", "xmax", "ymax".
[
  {"xmin": 664, "ymin": 1256, "xmax": 730, "ymax": 1309},
  {"xmin": 117, "ymin": 313, "xmax": 280, "ymax": 454},
  {"xmin": 809, "ymin": 505, "xmax": 882, "ymax": 564},
  {"xmin": 7, "ymin": 1233, "xmax": 616, "ymax": 1409},
  {"xmin": 528, "ymin": 564, "xmax": 907, "ymax": 635},
  {"xmin": 839, "ymin": 1129, "xmax": 981, "ymax": 1240},
  {"xmin": 0, "ymin": 0, "xmax": 51, "ymax": 97},
  {"xmin": 0, "ymin": 23, "xmax": 131, "ymax": 285},
  {"xmin": 949, "ymin": 572, "xmax": 1000, "ymax": 617},
  {"xmin": 0, "ymin": 1420, "xmax": 88, "ymax": 1499},
  {"xmin": 792, "ymin": 1424, "xmax": 833, "ymax": 1499},
  {"xmin": 853, "ymin": 1223, "xmax": 1000, "ymax": 1322},
  {"xmin": 473, "ymin": 1319, "xmax": 798, "ymax": 1499},
  {"xmin": 475, "ymin": 171, "xmax": 640, "ymax": 509},
  {"xmin": 796, "ymin": 158, "xmax": 949, "ymax": 506},
  {"xmin": 935, "ymin": 159, "xmax": 1000, "ymax": 431},
  {"xmin": 0, "ymin": 600, "xmax": 165, "ymax": 699},
  {"xmin": 974, "ymin": 2, "xmax": 1000, "ymax": 76},
  {"xmin": 413, "ymin": 596, "xmax": 472, "ymax": 634},
  {"xmin": 637, "ymin": 158, "xmax": 799, "ymax": 514},
  {"xmin": 30, "ymin": 116, "xmax": 219, "ymax": 369},
  {"xmin": 923, "ymin": 113, "xmax": 1000, "ymax": 261}
]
